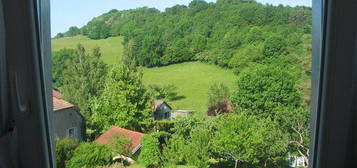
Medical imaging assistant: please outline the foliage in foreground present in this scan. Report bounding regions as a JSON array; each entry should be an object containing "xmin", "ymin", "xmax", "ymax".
[
  {"xmin": 55, "ymin": 137, "xmax": 80, "ymax": 168},
  {"xmin": 66, "ymin": 142, "xmax": 113, "ymax": 168},
  {"xmin": 212, "ymin": 114, "xmax": 288, "ymax": 167},
  {"xmin": 231, "ymin": 63, "xmax": 310, "ymax": 162},
  {"xmin": 138, "ymin": 132, "xmax": 171, "ymax": 167},
  {"xmin": 139, "ymin": 114, "xmax": 289, "ymax": 168}
]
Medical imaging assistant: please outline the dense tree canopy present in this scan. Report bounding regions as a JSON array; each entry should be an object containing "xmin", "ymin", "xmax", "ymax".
[
  {"xmin": 61, "ymin": 1, "xmax": 311, "ymax": 68},
  {"xmin": 52, "ymin": 48, "xmax": 75, "ymax": 89},
  {"xmin": 90, "ymin": 65, "xmax": 153, "ymax": 134},
  {"xmin": 231, "ymin": 64, "xmax": 303, "ymax": 119},
  {"xmin": 60, "ymin": 44, "xmax": 107, "ymax": 118}
]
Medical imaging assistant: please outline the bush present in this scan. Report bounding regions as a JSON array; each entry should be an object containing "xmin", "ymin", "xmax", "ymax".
[
  {"xmin": 110, "ymin": 135, "xmax": 132, "ymax": 156},
  {"xmin": 155, "ymin": 121, "xmax": 175, "ymax": 133},
  {"xmin": 138, "ymin": 132, "xmax": 171, "ymax": 167},
  {"xmin": 207, "ymin": 83, "xmax": 230, "ymax": 107},
  {"xmin": 55, "ymin": 137, "xmax": 80, "ymax": 168},
  {"xmin": 162, "ymin": 115, "xmax": 216, "ymax": 167},
  {"xmin": 66, "ymin": 142, "xmax": 113, "ymax": 168}
]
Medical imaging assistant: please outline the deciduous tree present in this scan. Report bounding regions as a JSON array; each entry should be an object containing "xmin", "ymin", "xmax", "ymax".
[
  {"xmin": 90, "ymin": 64, "xmax": 153, "ymax": 134},
  {"xmin": 61, "ymin": 44, "xmax": 107, "ymax": 118}
]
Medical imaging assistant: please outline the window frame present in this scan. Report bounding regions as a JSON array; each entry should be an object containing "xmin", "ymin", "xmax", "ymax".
[
  {"xmin": 66, "ymin": 127, "xmax": 78, "ymax": 140},
  {"xmin": 5, "ymin": 0, "xmax": 355, "ymax": 167},
  {"xmin": 310, "ymin": 0, "xmax": 357, "ymax": 167}
]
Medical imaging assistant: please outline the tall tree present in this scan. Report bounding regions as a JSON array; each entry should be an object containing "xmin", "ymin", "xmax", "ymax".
[
  {"xmin": 90, "ymin": 64, "xmax": 153, "ymax": 134},
  {"xmin": 61, "ymin": 44, "xmax": 107, "ymax": 118},
  {"xmin": 52, "ymin": 48, "xmax": 75, "ymax": 89}
]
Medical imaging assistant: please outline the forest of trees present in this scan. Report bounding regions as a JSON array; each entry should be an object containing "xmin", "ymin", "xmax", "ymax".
[
  {"xmin": 53, "ymin": 0, "xmax": 312, "ymax": 167},
  {"xmin": 57, "ymin": 0, "xmax": 311, "ymax": 69}
]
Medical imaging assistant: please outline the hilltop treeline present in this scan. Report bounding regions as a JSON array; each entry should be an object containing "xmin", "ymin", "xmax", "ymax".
[{"xmin": 57, "ymin": 0, "xmax": 311, "ymax": 69}]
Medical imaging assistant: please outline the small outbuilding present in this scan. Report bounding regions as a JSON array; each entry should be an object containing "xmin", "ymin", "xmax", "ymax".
[{"xmin": 152, "ymin": 100, "xmax": 172, "ymax": 121}]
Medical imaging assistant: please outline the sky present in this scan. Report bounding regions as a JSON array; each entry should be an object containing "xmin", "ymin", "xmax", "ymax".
[{"xmin": 51, "ymin": 0, "xmax": 312, "ymax": 37}]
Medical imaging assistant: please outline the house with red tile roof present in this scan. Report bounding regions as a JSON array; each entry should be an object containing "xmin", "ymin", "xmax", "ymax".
[
  {"xmin": 95, "ymin": 126, "xmax": 145, "ymax": 155},
  {"xmin": 52, "ymin": 90, "xmax": 84, "ymax": 141}
]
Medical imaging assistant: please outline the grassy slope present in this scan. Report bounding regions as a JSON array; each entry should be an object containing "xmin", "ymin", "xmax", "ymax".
[
  {"xmin": 143, "ymin": 62, "xmax": 236, "ymax": 113},
  {"xmin": 52, "ymin": 36, "xmax": 237, "ymax": 113},
  {"xmin": 52, "ymin": 35, "xmax": 124, "ymax": 64}
]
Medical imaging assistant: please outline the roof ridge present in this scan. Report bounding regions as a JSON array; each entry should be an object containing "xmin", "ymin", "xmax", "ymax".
[{"xmin": 111, "ymin": 126, "xmax": 145, "ymax": 135}]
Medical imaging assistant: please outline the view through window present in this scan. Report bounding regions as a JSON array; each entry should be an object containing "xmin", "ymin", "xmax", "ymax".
[{"xmin": 50, "ymin": 0, "xmax": 312, "ymax": 167}]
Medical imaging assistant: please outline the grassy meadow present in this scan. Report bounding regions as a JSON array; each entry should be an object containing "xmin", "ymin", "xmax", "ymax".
[
  {"xmin": 52, "ymin": 35, "xmax": 124, "ymax": 64},
  {"xmin": 143, "ymin": 62, "xmax": 236, "ymax": 113},
  {"xmin": 52, "ymin": 36, "xmax": 237, "ymax": 113}
]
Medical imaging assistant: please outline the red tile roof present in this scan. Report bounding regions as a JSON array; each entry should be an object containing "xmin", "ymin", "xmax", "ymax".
[
  {"xmin": 95, "ymin": 126, "xmax": 145, "ymax": 152},
  {"xmin": 53, "ymin": 97, "xmax": 74, "ymax": 111},
  {"xmin": 52, "ymin": 90, "xmax": 74, "ymax": 111},
  {"xmin": 52, "ymin": 90, "xmax": 63, "ymax": 99}
]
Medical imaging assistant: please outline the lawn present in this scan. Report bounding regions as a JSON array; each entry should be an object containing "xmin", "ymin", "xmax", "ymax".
[
  {"xmin": 143, "ymin": 62, "xmax": 237, "ymax": 113},
  {"xmin": 52, "ymin": 35, "xmax": 124, "ymax": 64},
  {"xmin": 52, "ymin": 36, "xmax": 237, "ymax": 113}
]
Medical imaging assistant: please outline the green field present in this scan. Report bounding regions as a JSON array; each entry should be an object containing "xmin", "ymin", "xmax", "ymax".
[
  {"xmin": 52, "ymin": 36, "xmax": 237, "ymax": 113},
  {"xmin": 143, "ymin": 62, "xmax": 236, "ymax": 113},
  {"xmin": 52, "ymin": 35, "xmax": 124, "ymax": 64}
]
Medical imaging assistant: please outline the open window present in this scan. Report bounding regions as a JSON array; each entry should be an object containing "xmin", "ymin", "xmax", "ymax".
[{"xmin": 3, "ymin": 0, "xmax": 357, "ymax": 168}]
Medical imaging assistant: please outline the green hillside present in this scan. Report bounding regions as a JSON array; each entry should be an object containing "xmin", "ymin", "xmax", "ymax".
[
  {"xmin": 52, "ymin": 36, "xmax": 237, "ymax": 113},
  {"xmin": 52, "ymin": 35, "xmax": 124, "ymax": 64},
  {"xmin": 143, "ymin": 62, "xmax": 237, "ymax": 113}
]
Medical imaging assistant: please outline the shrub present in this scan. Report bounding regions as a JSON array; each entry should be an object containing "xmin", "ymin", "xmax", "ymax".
[
  {"xmin": 207, "ymin": 83, "xmax": 230, "ymax": 107},
  {"xmin": 155, "ymin": 121, "xmax": 175, "ymax": 133},
  {"xmin": 55, "ymin": 137, "xmax": 80, "ymax": 168},
  {"xmin": 207, "ymin": 101, "xmax": 233, "ymax": 116},
  {"xmin": 138, "ymin": 132, "xmax": 171, "ymax": 167},
  {"xmin": 110, "ymin": 135, "xmax": 132, "ymax": 156},
  {"xmin": 66, "ymin": 142, "xmax": 113, "ymax": 168}
]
